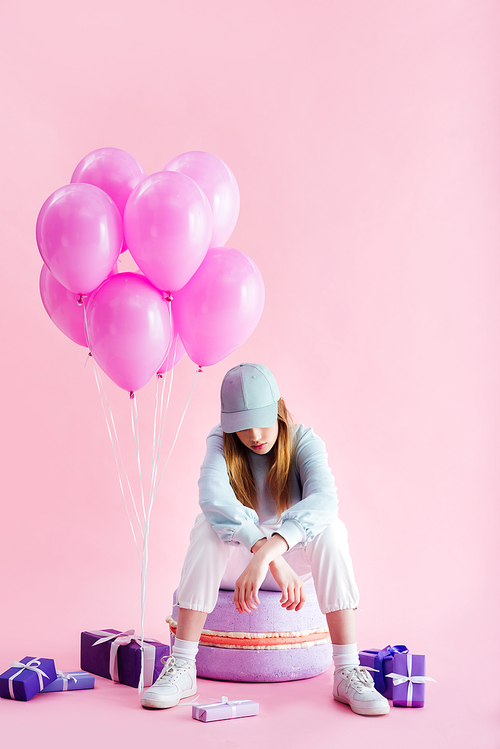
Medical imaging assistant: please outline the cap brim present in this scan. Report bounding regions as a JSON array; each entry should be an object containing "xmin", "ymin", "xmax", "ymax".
[{"xmin": 221, "ymin": 402, "xmax": 278, "ymax": 433}]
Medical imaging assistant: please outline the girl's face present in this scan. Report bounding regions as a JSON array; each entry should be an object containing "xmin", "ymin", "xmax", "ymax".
[{"xmin": 236, "ymin": 420, "xmax": 279, "ymax": 455}]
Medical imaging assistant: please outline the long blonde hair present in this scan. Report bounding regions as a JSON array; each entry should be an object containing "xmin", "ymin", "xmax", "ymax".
[{"xmin": 222, "ymin": 398, "xmax": 294, "ymax": 517}]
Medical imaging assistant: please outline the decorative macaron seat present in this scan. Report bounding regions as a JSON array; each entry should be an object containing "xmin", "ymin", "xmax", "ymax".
[{"xmin": 167, "ymin": 583, "xmax": 332, "ymax": 682}]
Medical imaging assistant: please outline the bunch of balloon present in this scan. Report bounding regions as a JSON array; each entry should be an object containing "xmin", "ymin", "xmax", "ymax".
[
  {"xmin": 38, "ymin": 147, "xmax": 265, "ymax": 391},
  {"xmin": 36, "ymin": 147, "xmax": 265, "ymax": 690}
]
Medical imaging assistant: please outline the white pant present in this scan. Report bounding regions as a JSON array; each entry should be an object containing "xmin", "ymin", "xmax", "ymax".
[{"xmin": 176, "ymin": 514, "xmax": 360, "ymax": 615}]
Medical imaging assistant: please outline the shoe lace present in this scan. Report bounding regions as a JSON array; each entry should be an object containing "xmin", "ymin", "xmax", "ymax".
[
  {"xmin": 157, "ymin": 656, "xmax": 188, "ymax": 683},
  {"xmin": 345, "ymin": 667, "xmax": 375, "ymax": 692}
]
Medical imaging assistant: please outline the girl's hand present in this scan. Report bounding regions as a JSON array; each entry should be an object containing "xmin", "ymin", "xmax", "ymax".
[
  {"xmin": 269, "ymin": 557, "xmax": 306, "ymax": 611},
  {"xmin": 234, "ymin": 534, "xmax": 290, "ymax": 614},
  {"xmin": 234, "ymin": 556, "xmax": 269, "ymax": 613}
]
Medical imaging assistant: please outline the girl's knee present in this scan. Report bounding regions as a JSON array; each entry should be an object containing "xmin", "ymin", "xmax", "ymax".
[
  {"xmin": 314, "ymin": 518, "xmax": 349, "ymax": 548},
  {"xmin": 189, "ymin": 513, "xmax": 224, "ymax": 547}
]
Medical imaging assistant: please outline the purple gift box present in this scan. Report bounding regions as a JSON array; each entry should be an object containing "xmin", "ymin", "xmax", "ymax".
[
  {"xmin": 385, "ymin": 652, "xmax": 435, "ymax": 708},
  {"xmin": 192, "ymin": 697, "xmax": 259, "ymax": 722},
  {"xmin": 0, "ymin": 656, "xmax": 57, "ymax": 701},
  {"xmin": 81, "ymin": 629, "xmax": 169, "ymax": 688},
  {"xmin": 41, "ymin": 670, "xmax": 95, "ymax": 693},
  {"xmin": 358, "ymin": 645, "xmax": 409, "ymax": 699}
]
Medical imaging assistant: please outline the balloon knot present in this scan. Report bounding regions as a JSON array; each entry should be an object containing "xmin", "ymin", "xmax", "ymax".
[
  {"xmin": 197, "ymin": 366, "xmax": 203, "ymax": 373},
  {"xmin": 129, "ymin": 391, "xmax": 135, "ymax": 399},
  {"xmin": 88, "ymin": 351, "xmax": 93, "ymax": 357},
  {"xmin": 157, "ymin": 373, "xmax": 163, "ymax": 379},
  {"xmin": 77, "ymin": 295, "xmax": 85, "ymax": 306},
  {"xmin": 163, "ymin": 292, "xmax": 173, "ymax": 303}
]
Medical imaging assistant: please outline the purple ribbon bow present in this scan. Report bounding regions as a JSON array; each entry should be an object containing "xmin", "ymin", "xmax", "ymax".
[{"xmin": 373, "ymin": 645, "xmax": 409, "ymax": 694}]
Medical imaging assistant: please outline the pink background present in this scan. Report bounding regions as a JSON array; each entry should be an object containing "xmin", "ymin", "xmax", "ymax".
[{"xmin": 1, "ymin": 1, "xmax": 498, "ymax": 745}]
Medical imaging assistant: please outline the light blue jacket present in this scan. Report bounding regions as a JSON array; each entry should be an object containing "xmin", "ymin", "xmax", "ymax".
[{"xmin": 198, "ymin": 424, "xmax": 339, "ymax": 551}]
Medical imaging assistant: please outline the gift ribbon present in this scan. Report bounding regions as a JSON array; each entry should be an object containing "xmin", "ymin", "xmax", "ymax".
[
  {"xmin": 221, "ymin": 696, "xmax": 237, "ymax": 718},
  {"xmin": 55, "ymin": 670, "xmax": 78, "ymax": 691},
  {"xmin": 90, "ymin": 630, "xmax": 157, "ymax": 686},
  {"xmin": 194, "ymin": 696, "xmax": 245, "ymax": 718},
  {"xmin": 373, "ymin": 645, "xmax": 409, "ymax": 694},
  {"xmin": 8, "ymin": 658, "xmax": 49, "ymax": 699},
  {"xmin": 385, "ymin": 653, "xmax": 436, "ymax": 706}
]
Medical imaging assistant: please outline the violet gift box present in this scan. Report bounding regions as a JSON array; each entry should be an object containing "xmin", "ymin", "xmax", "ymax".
[
  {"xmin": 0, "ymin": 656, "xmax": 57, "ymax": 701},
  {"xmin": 386, "ymin": 652, "xmax": 430, "ymax": 708},
  {"xmin": 358, "ymin": 645, "xmax": 409, "ymax": 699},
  {"xmin": 192, "ymin": 698, "xmax": 259, "ymax": 722},
  {"xmin": 81, "ymin": 629, "xmax": 169, "ymax": 688},
  {"xmin": 41, "ymin": 670, "xmax": 95, "ymax": 692}
]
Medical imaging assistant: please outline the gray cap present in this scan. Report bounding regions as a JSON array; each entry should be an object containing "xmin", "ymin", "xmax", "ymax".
[{"xmin": 220, "ymin": 363, "xmax": 280, "ymax": 433}]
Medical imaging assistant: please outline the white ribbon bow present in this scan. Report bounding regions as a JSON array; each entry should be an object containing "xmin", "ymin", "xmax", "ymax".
[
  {"xmin": 8, "ymin": 658, "xmax": 49, "ymax": 699},
  {"xmin": 90, "ymin": 629, "xmax": 156, "ymax": 686},
  {"xmin": 195, "ymin": 695, "xmax": 245, "ymax": 717},
  {"xmin": 385, "ymin": 653, "xmax": 436, "ymax": 706},
  {"xmin": 221, "ymin": 696, "xmax": 237, "ymax": 718},
  {"xmin": 55, "ymin": 670, "xmax": 79, "ymax": 691}
]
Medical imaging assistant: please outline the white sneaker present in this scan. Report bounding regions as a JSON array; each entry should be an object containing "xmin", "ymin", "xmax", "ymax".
[
  {"xmin": 333, "ymin": 667, "xmax": 390, "ymax": 716},
  {"xmin": 141, "ymin": 656, "xmax": 197, "ymax": 709}
]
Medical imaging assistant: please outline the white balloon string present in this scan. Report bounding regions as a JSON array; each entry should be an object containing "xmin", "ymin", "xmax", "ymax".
[
  {"xmin": 82, "ymin": 304, "xmax": 91, "ymax": 368},
  {"xmin": 91, "ymin": 358, "xmax": 141, "ymax": 561},
  {"xmin": 160, "ymin": 342, "xmax": 176, "ymax": 449},
  {"xmin": 149, "ymin": 375, "xmax": 160, "ymax": 507},
  {"xmin": 138, "ymin": 529, "xmax": 148, "ymax": 695},
  {"xmin": 136, "ymin": 362, "xmax": 198, "ymax": 697},
  {"xmin": 159, "ymin": 362, "xmax": 167, "ymax": 413},
  {"xmin": 150, "ymin": 376, "xmax": 165, "ymax": 507},
  {"xmin": 149, "ymin": 355, "xmax": 181, "ymax": 522},
  {"xmin": 152, "ymin": 373, "xmax": 167, "ymax": 495},
  {"xmin": 94, "ymin": 363, "xmax": 143, "ymax": 536},
  {"xmin": 138, "ymin": 323, "xmax": 176, "ymax": 695},
  {"xmin": 84, "ymin": 300, "xmax": 143, "ymax": 548},
  {"xmin": 138, "ymin": 380, "xmax": 161, "ymax": 695},
  {"xmin": 149, "ymin": 366, "xmax": 199, "ymax": 518},
  {"xmin": 165, "ymin": 336, "xmax": 177, "ymax": 411},
  {"xmin": 151, "ymin": 334, "xmax": 178, "ymax": 499},
  {"xmin": 149, "ymin": 296, "xmax": 173, "ymax": 495},
  {"xmin": 152, "ymin": 300, "xmax": 175, "ymax": 489},
  {"xmin": 82, "ymin": 299, "xmax": 89, "ymax": 345},
  {"xmin": 164, "ymin": 299, "xmax": 174, "ymax": 365},
  {"xmin": 131, "ymin": 396, "xmax": 147, "ymax": 528},
  {"xmin": 84, "ymin": 298, "xmax": 194, "ymax": 697},
  {"xmin": 138, "ymin": 507, "xmax": 150, "ymax": 695},
  {"xmin": 138, "ymin": 346, "xmax": 178, "ymax": 695}
]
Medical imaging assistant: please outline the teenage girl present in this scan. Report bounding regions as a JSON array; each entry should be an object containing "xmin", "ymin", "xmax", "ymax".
[{"xmin": 141, "ymin": 363, "xmax": 389, "ymax": 716}]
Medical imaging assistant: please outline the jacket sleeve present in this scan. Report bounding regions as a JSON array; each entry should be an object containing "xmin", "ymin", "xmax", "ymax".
[
  {"xmin": 198, "ymin": 425, "xmax": 264, "ymax": 551},
  {"xmin": 277, "ymin": 426, "xmax": 339, "ymax": 550}
]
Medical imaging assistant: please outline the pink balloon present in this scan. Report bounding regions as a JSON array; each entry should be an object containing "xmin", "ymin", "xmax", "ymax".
[
  {"xmin": 86, "ymin": 272, "xmax": 171, "ymax": 393},
  {"xmin": 173, "ymin": 248, "xmax": 265, "ymax": 367},
  {"xmin": 39, "ymin": 264, "xmax": 87, "ymax": 346},
  {"xmin": 71, "ymin": 147, "xmax": 144, "ymax": 217},
  {"xmin": 36, "ymin": 183, "xmax": 122, "ymax": 295},
  {"xmin": 123, "ymin": 171, "xmax": 212, "ymax": 292},
  {"xmin": 165, "ymin": 151, "xmax": 240, "ymax": 248}
]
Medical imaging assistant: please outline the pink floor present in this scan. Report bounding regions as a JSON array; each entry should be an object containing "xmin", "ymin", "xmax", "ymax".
[{"xmin": 1, "ymin": 647, "xmax": 496, "ymax": 749}]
